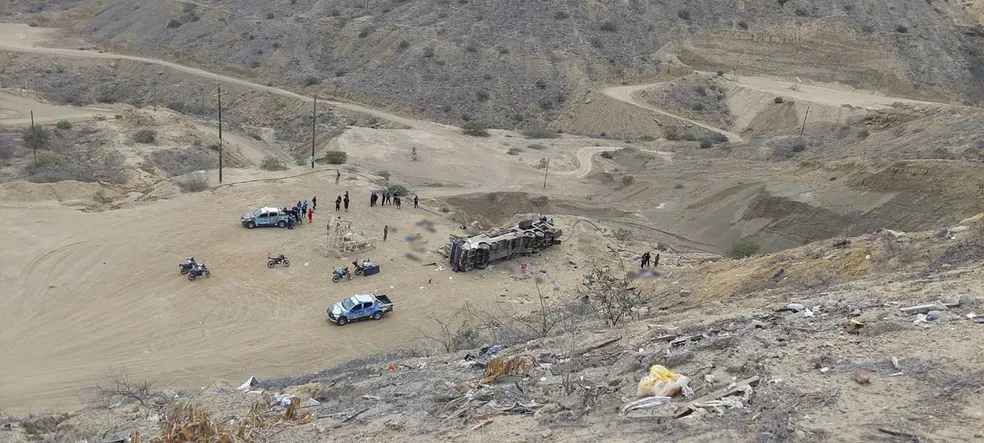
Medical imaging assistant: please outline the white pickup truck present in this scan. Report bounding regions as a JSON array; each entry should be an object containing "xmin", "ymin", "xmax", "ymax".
[{"xmin": 327, "ymin": 293, "xmax": 393, "ymax": 326}]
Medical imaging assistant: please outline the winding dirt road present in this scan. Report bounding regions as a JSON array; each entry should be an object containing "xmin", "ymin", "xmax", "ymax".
[{"xmin": 602, "ymin": 83, "xmax": 743, "ymax": 143}]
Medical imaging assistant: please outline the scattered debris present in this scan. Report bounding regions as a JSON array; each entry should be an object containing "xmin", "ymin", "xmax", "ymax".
[
  {"xmin": 675, "ymin": 376, "xmax": 760, "ymax": 418},
  {"xmin": 620, "ymin": 396, "xmax": 671, "ymax": 414},
  {"xmin": 637, "ymin": 365, "xmax": 690, "ymax": 398},
  {"xmin": 237, "ymin": 376, "xmax": 259, "ymax": 392},
  {"xmin": 877, "ymin": 427, "xmax": 921, "ymax": 442},
  {"xmin": 482, "ymin": 355, "xmax": 536, "ymax": 383}
]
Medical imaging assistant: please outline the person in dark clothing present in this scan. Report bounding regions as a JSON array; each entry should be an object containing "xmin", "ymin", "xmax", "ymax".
[
  {"xmin": 414, "ymin": 194, "xmax": 419, "ymax": 208},
  {"xmin": 312, "ymin": 196, "xmax": 317, "ymax": 210},
  {"xmin": 395, "ymin": 196, "xmax": 401, "ymax": 209},
  {"xmin": 335, "ymin": 196, "xmax": 342, "ymax": 212},
  {"xmin": 343, "ymin": 195, "xmax": 350, "ymax": 212},
  {"xmin": 640, "ymin": 252, "xmax": 650, "ymax": 268},
  {"xmin": 286, "ymin": 217, "xmax": 294, "ymax": 229},
  {"xmin": 370, "ymin": 193, "xmax": 377, "ymax": 207},
  {"xmin": 380, "ymin": 192, "xmax": 386, "ymax": 206},
  {"xmin": 335, "ymin": 170, "xmax": 340, "ymax": 184},
  {"xmin": 654, "ymin": 253, "xmax": 660, "ymax": 267},
  {"xmin": 383, "ymin": 225, "xmax": 388, "ymax": 241}
]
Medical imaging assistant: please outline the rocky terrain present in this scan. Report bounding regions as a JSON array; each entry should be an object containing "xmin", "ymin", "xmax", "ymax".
[{"xmin": 1, "ymin": 1, "xmax": 984, "ymax": 442}]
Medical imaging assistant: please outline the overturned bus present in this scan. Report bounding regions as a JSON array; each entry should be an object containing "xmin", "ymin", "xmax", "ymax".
[{"xmin": 444, "ymin": 219, "xmax": 562, "ymax": 272}]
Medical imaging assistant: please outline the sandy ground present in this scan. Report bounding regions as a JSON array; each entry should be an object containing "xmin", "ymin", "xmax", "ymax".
[
  {"xmin": 0, "ymin": 21, "xmax": 967, "ymax": 418},
  {"xmin": 0, "ymin": 90, "xmax": 117, "ymax": 127}
]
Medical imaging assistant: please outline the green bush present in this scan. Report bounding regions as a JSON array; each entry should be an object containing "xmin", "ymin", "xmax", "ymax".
[
  {"xmin": 600, "ymin": 151, "xmax": 614, "ymax": 159},
  {"xmin": 554, "ymin": 10, "xmax": 569, "ymax": 19},
  {"xmin": 699, "ymin": 140, "xmax": 713, "ymax": 149},
  {"xmin": 133, "ymin": 129, "xmax": 157, "ymax": 143},
  {"xmin": 726, "ymin": 239, "xmax": 760, "ymax": 259},
  {"xmin": 166, "ymin": 102, "xmax": 185, "ymax": 112},
  {"xmin": 774, "ymin": 97, "xmax": 784, "ymax": 104},
  {"xmin": 506, "ymin": 147, "xmax": 522, "ymax": 155},
  {"xmin": 55, "ymin": 120, "xmax": 72, "ymax": 130},
  {"xmin": 522, "ymin": 128, "xmax": 559, "ymax": 139},
  {"xmin": 388, "ymin": 184, "xmax": 408, "ymax": 196},
  {"xmin": 260, "ymin": 156, "xmax": 288, "ymax": 171},
  {"xmin": 324, "ymin": 150, "xmax": 348, "ymax": 164},
  {"xmin": 463, "ymin": 120, "xmax": 490, "ymax": 137},
  {"xmin": 166, "ymin": 19, "xmax": 182, "ymax": 29},
  {"xmin": 677, "ymin": 10, "xmax": 691, "ymax": 20},
  {"xmin": 896, "ymin": 25, "xmax": 908, "ymax": 33},
  {"xmin": 600, "ymin": 21, "xmax": 617, "ymax": 32}
]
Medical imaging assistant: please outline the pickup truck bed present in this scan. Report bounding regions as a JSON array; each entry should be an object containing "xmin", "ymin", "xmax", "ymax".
[{"xmin": 375, "ymin": 294, "xmax": 393, "ymax": 311}]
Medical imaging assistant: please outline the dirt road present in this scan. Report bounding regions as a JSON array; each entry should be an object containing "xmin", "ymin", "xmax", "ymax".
[
  {"xmin": 0, "ymin": 90, "xmax": 117, "ymax": 127},
  {"xmin": 602, "ymin": 84, "xmax": 744, "ymax": 142},
  {"xmin": 603, "ymin": 72, "xmax": 950, "ymax": 141}
]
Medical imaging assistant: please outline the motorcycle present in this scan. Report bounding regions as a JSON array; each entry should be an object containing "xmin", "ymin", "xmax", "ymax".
[
  {"xmin": 267, "ymin": 254, "xmax": 290, "ymax": 268},
  {"xmin": 331, "ymin": 266, "xmax": 351, "ymax": 283},
  {"xmin": 352, "ymin": 259, "xmax": 374, "ymax": 275},
  {"xmin": 188, "ymin": 264, "xmax": 211, "ymax": 281},
  {"xmin": 178, "ymin": 257, "xmax": 197, "ymax": 275}
]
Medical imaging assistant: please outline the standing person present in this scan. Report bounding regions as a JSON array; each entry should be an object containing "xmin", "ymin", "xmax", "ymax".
[
  {"xmin": 286, "ymin": 216, "xmax": 294, "ymax": 230},
  {"xmin": 308, "ymin": 207, "xmax": 314, "ymax": 224},
  {"xmin": 383, "ymin": 225, "xmax": 388, "ymax": 241},
  {"xmin": 414, "ymin": 194, "xmax": 419, "ymax": 208},
  {"xmin": 302, "ymin": 200, "xmax": 308, "ymax": 218},
  {"xmin": 310, "ymin": 155, "xmax": 316, "ymax": 168},
  {"xmin": 395, "ymin": 196, "xmax": 401, "ymax": 209},
  {"xmin": 312, "ymin": 196, "xmax": 317, "ymax": 210},
  {"xmin": 343, "ymin": 194, "xmax": 350, "ymax": 212},
  {"xmin": 335, "ymin": 170, "xmax": 340, "ymax": 184},
  {"xmin": 654, "ymin": 253, "xmax": 660, "ymax": 268},
  {"xmin": 640, "ymin": 252, "xmax": 649, "ymax": 268},
  {"xmin": 380, "ymin": 192, "xmax": 386, "ymax": 206},
  {"xmin": 335, "ymin": 196, "xmax": 342, "ymax": 212}
]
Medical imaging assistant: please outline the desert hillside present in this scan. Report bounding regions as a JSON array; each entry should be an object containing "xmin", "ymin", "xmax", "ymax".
[{"xmin": 8, "ymin": 0, "xmax": 984, "ymax": 130}]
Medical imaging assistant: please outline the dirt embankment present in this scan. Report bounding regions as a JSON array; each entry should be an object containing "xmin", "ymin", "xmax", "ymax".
[
  {"xmin": 444, "ymin": 191, "xmax": 633, "ymax": 230},
  {"xmin": 638, "ymin": 75, "xmax": 734, "ymax": 130}
]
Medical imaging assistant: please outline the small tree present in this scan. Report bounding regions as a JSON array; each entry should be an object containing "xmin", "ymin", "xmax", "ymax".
[
  {"xmin": 579, "ymin": 268, "xmax": 645, "ymax": 327},
  {"xmin": 22, "ymin": 126, "xmax": 51, "ymax": 153},
  {"xmin": 463, "ymin": 120, "xmax": 490, "ymax": 137},
  {"xmin": 56, "ymin": 120, "xmax": 72, "ymax": 130},
  {"xmin": 376, "ymin": 169, "xmax": 391, "ymax": 181},
  {"xmin": 324, "ymin": 150, "xmax": 348, "ymax": 164},
  {"xmin": 388, "ymin": 184, "xmax": 408, "ymax": 196},
  {"xmin": 726, "ymin": 238, "xmax": 760, "ymax": 259}
]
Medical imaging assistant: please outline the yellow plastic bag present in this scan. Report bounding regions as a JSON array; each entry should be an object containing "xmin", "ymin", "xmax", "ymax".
[{"xmin": 636, "ymin": 365, "xmax": 690, "ymax": 398}]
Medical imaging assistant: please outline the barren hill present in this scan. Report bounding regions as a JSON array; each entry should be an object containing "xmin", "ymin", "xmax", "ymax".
[{"xmin": 11, "ymin": 0, "xmax": 984, "ymax": 130}]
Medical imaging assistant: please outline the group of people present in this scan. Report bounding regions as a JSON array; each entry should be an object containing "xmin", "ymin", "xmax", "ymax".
[
  {"xmin": 335, "ymin": 192, "xmax": 350, "ymax": 212},
  {"xmin": 370, "ymin": 191, "xmax": 418, "ymax": 209},
  {"xmin": 282, "ymin": 200, "xmax": 316, "ymax": 230},
  {"xmin": 640, "ymin": 251, "xmax": 660, "ymax": 268}
]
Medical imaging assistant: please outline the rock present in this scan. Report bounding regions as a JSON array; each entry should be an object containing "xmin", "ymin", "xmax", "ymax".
[
  {"xmin": 795, "ymin": 429, "xmax": 807, "ymax": 439},
  {"xmin": 750, "ymin": 320, "xmax": 768, "ymax": 329},
  {"xmin": 541, "ymin": 429, "xmax": 553, "ymax": 438},
  {"xmin": 784, "ymin": 303, "xmax": 805, "ymax": 312},
  {"xmin": 534, "ymin": 403, "xmax": 562, "ymax": 420},
  {"xmin": 853, "ymin": 370, "xmax": 872, "ymax": 385},
  {"xmin": 549, "ymin": 363, "xmax": 572, "ymax": 376},
  {"xmin": 680, "ymin": 289, "xmax": 691, "ymax": 297},
  {"xmin": 611, "ymin": 355, "xmax": 642, "ymax": 376},
  {"xmin": 385, "ymin": 420, "xmax": 404, "ymax": 431},
  {"xmin": 957, "ymin": 294, "xmax": 977, "ymax": 307}
]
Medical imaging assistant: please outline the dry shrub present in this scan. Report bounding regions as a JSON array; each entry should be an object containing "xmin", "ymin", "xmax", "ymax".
[
  {"xmin": 176, "ymin": 172, "xmax": 210, "ymax": 193},
  {"xmin": 25, "ymin": 149, "xmax": 126, "ymax": 184},
  {"xmin": 149, "ymin": 147, "xmax": 217, "ymax": 177},
  {"xmin": 260, "ymin": 156, "xmax": 288, "ymax": 171}
]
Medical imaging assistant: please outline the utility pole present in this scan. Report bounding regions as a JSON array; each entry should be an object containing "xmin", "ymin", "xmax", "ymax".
[
  {"xmin": 200, "ymin": 84, "xmax": 205, "ymax": 120},
  {"xmin": 30, "ymin": 110, "xmax": 36, "ymax": 164},
  {"xmin": 217, "ymin": 85, "xmax": 223, "ymax": 184},
  {"xmin": 312, "ymin": 94, "xmax": 317, "ymax": 168},
  {"xmin": 542, "ymin": 158, "xmax": 549, "ymax": 189},
  {"xmin": 799, "ymin": 104, "xmax": 811, "ymax": 137}
]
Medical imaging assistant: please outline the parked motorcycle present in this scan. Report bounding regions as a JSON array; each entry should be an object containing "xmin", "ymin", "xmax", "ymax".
[
  {"xmin": 178, "ymin": 257, "xmax": 197, "ymax": 275},
  {"xmin": 352, "ymin": 259, "xmax": 374, "ymax": 275},
  {"xmin": 188, "ymin": 264, "xmax": 211, "ymax": 281},
  {"xmin": 331, "ymin": 266, "xmax": 351, "ymax": 283},
  {"xmin": 267, "ymin": 254, "xmax": 290, "ymax": 268}
]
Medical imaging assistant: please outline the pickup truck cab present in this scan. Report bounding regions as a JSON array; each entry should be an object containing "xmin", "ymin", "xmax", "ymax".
[
  {"xmin": 327, "ymin": 293, "xmax": 393, "ymax": 326},
  {"xmin": 242, "ymin": 207, "xmax": 290, "ymax": 229}
]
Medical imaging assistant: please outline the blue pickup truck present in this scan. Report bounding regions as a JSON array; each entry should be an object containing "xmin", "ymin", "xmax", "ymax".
[
  {"xmin": 327, "ymin": 293, "xmax": 394, "ymax": 326},
  {"xmin": 241, "ymin": 207, "xmax": 291, "ymax": 229}
]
